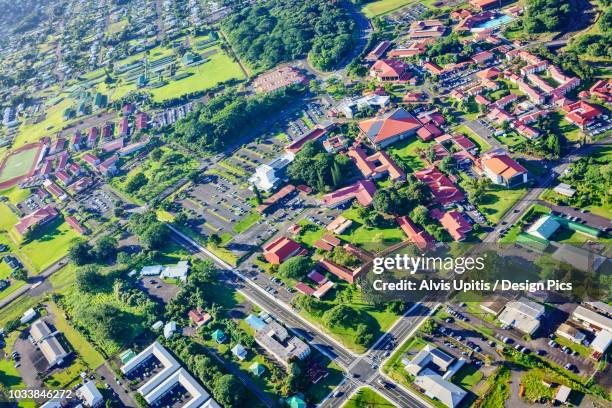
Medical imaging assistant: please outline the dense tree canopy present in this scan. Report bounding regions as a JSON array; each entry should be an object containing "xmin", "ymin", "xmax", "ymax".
[
  {"xmin": 523, "ymin": 0, "xmax": 571, "ymax": 33},
  {"xmin": 221, "ymin": 0, "xmax": 355, "ymax": 71},
  {"xmin": 170, "ymin": 87, "xmax": 303, "ymax": 154},
  {"xmin": 287, "ymin": 140, "xmax": 353, "ymax": 192},
  {"xmin": 278, "ymin": 256, "xmax": 313, "ymax": 280}
]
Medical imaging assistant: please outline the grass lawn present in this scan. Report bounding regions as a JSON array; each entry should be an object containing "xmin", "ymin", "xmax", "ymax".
[
  {"xmin": 0, "ymin": 145, "xmax": 41, "ymax": 183},
  {"xmin": 150, "ymin": 47, "xmax": 244, "ymax": 102},
  {"xmin": 0, "ymin": 203, "xmax": 19, "ymax": 231},
  {"xmin": 233, "ymin": 212, "xmax": 261, "ymax": 233},
  {"xmin": 495, "ymin": 132, "xmax": 526, "ymax": 148},
  {"xmin": 454, "ymin": 124, "xmax": 492, "ymax": 152},
  {"xmin": 1, "ymin": 186, "xmax": 32, "ymax": 204},
  {"xmin": 451, "ymin": 364, "xmax": 484, "ymax": 390},
  {"xmin": 299, "ymin": 283, "xmax": 400, "ymax": 353},
  {"xmin": 343, "ymin": 387, "xmax": 395, "ymax": 407},
  {"xmin": 475, "ymin": 186, "xmax": 526, "ymax": 224},
  {"xmin": 338, "ymin": 207, "xmax": 405, "ymax": 252},
  {"xmin": 20, "ymin": 218, "xmax": 79, "ymax": 273},
  {"xmin": 387, "ymin": 138, "xmax": 429, "ymax": 172},
  {"xmin": 13, "ymin": 96, "xmax": 77, "ymax": 148},
  {"xmin": 48, "ymin": 302, "xmax": 105, "ymax": 369},
  {"xmin": 361, "ymin": 0, "xmax": 415, "ymax": 17}
]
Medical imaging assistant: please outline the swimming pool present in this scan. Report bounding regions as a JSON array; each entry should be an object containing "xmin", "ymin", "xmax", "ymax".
[{"xmin": 473, "ymin": 14, "xmax": 514, "ymax": 30}]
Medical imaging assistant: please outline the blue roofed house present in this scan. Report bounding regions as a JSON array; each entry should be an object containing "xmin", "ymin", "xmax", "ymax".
[
  {"xmin": 231, "ymin": 343, "xmax": 247, "ymax": 360},
  {"xmin": 250, "ymin": 362, "xmax": 266, "ymax": 377},
  {"xmin": 212, "ymin": 329, "xmax": 226, "ymax": 343}
]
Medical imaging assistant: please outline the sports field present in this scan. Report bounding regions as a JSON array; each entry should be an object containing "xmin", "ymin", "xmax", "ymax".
[
  {"xmin": 0, "ymin": 144, "xmax": 40, "ymax": 185},
  {"xmin": 150, "ymin": 47, "xmax": 245, "ymax": 102}
]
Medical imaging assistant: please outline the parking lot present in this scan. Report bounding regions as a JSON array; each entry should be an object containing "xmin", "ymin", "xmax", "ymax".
[
  {"xmin": 452, "ymin": 303, "xmax": 597, "ymax": 376},
  {"xmin": 16, "ymin": 194, "xmax": 46, "ymax": 216}
]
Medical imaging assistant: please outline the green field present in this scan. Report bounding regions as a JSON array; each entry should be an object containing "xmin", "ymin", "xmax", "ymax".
[
  {"xmin": 150, "ymin": 47, "xmax": 244, "ymax": 102},
  {"xmin": 48, "ymin": 302, "xmax": 106, "ymax": 369},
  {"xmin": 339, "ymin": 207, "xmax": 405, "ymax": 252},
  {"xmin": 0, "ymin": 203, "xmax": 19, "ymax": 230},
  {"xmin": 361, "ymin": 0, "xmax": 415, "ymax": 17},
  {"xmin": 343, "ymin": 387, "xmax": 395, "ymax": 407},
  {"xmin": 20, "ymin": 219, "xmax": 79, "ymax": 273},
  {"xmin": 0, "ymin": 146, "xmax": 40, "ymax": 183},
  {"xmin": 233, "ymin": 212, "xmax": 262, "ymax": 233},
  {"xmin": 387, "ymin": 138, "xmax": 429, "ymax": 171}
]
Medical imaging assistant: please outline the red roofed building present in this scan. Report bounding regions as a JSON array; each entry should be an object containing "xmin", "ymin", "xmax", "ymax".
[
  {"xmin": 416, "ymin": 123, "xmax": 443, "ymax": 141},
  {"xmin": 102, "ymin": 138, "xmax": 124, "ymax": 153},
  {"xmin": 453, "ymin": 134, "xmax": 477, "ymax": 152},
  {"xmin": 423, "ymin": 62, "xmax": 444, "ymax": 75},
  {"xmin": 366, "ymin": 41, "xmax": 392, "ymax": 61},
  {"xmin": 57, "ymin": 152, "xmax": 69, "ymax": 170},
  {"xmin": 470, "ymin": 0, "xmax": 498, "ymax": 9},
  {"xmin": 136, "ymin": 112, "xmax": 149, "ymax": 130},
  {"xmin": 188, "ymin": 307, "xmax": 212, "ymax": 327},
  {"xmin": 321, "ymin": 180, "xmax": 377, "ymax": 208},
  {"xmin": 70, "ymin": 132, "xmax": 82, "ymax": 151},
  {"xmin": 388, "ymin": 41, "xmax": 428, "ymax": 57},
  {"xmin": 55, "ymin": 170, "xmax": 72, "ymax": 186},
  {"xmin": 563, "ymin": 101, "xmax": 602, "ymax": 128},
  {"xmin": 285, "ymin": 124, "xmax": 335, "ymax": 154},
  {"xmin": 358, "ymin": 108, "xmax": 422, "ymax": 148},
  {"xmin": 348, "ymin": 146, "xmax": 406, "ymax": 182},
  {"xmin": 81, "ymin": 153, "xmax": 100, "ymax": 168},
  {"xmin": 65, "ymin": 216, "xmax": 87, "ymax": 235},
  {"xmin": 476, "ymin": 67, "xmax": 500, "ymax": 81},
  {"xmin": 263, "ymin": 237, "xmax": 303, "ymax": 264},
  {"xmin": 431, "ymin": 209, "xmax": 472, "ymax": 241},
  {"xmin": 119, "ymin": 117, "xmax": 129, "ymax": 136},
  {"xmin": 475, "ymin": 95, "xmax": 491, "ymax": 106},
  {"xmin": 102, "ymin": 123, "xmax": 113, "ymax": 139},
  {"xmin": 99, "ymin": 155, "xmax": 119, "ymax": 176},
  {"xmin": 495, "ymin": 93, "xmax": 519, "ymax": 108},
  {"xmin": 588, "ymin": 79, "xmax": 612, "ymax": 102},
  {"xmin": 481, "ymin": 151, "xmax": 528, "ymax": 187},
  {"xmin": 487, "ymin": 107, "xmax": 514, "ymax": 124},
  {"xmin": 14, "ymin": 205, "xmax": 58, "ymax": 236},
  {"xmin": 257, "ymin": 184, "xmax": 297, "ymax": 214},
  {"xmin": 87, "ymin": 127, "xmax": 99, "ymax": 148},
  {"xmin": 397, "ymin": 216, "xmax": 435, "ymax": 250},
  {"xmin": 370, "ymin": 59, "xmax": 412, "ymax": 82},
  {"xmin": 471, "ymin": 50, "xmax": 494, "ymax": 65},
  {"xmin": 318, "ymin": 259, "xmax": 362, "ymax": 284},
  {"xmin": 414, "ymin": 166, "xmax": 465, "ymax": 207}
]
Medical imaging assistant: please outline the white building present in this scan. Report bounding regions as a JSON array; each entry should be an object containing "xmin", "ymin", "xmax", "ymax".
[
  {"xmin": 160, "ymin": 260, "xmax": 189, "ymax": 282},
  {"xmin": 164, "ymin": 321, "xmax": 178, "ymax": 339},
  {"xmin": 498, "ymin": 297, "xmax": 544, "ymax": 335},
  {"xmin": 414, "ymin": 369, "xmax": 467, "ymax": 408},
  {"xmin": 76, "ymin": 381, "xmax": 104, "ymax": 407},
  {"xmin": 248, "ymin": 153, "xmax": 294, "ymax": 192},
  {"xmin": 336, "ymin": 94, "xmax": 390, "ymax": 118},
  {"xmin": 553, "ymin": 183, "xmax": 576, "ymax": 197},
  {"xmin": 20, "ymin": 308, "xmax": 38, "ymax": 324},
  {"xmin": 121, "ymin": 342, "xmax": 219, "ymax": 408},
  {"xmin": 30, "ymin": 319, "xmax": 69, "ymax": 368}
]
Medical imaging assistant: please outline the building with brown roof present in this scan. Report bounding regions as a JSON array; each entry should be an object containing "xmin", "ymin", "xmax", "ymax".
[
  {"xmin": 358, "ymin": 108, "xmax": 422, "ymax": 148},
  {"xmin": 348, "ymin": 146, "xmax": 405, "ymax": 182},
  {"xmin": 14, "ymin": 205, "xmax": 58, "ymax": 236},
  {"xmin": 397, "ymin": 216, "xmax": 435, "ymax": 250},
  {"xmin": 431, "ymin": 208, "xmax": 472, "ymax": 241},
  {"xmin": 318, "ymin": 259, "xmax": 363, "ymax": 284},
  {"xmin": 321, "ymin": 180, "xmax": 377, "ymax": 208},
  {"xmin": 366, "ymin": 41, "xmax": 392, "ymax": 61},
  {"xmin": 481, "ymin": 150, "xmax": 528, "ymax": 187},
  {"xmin": 414, "ymin": 167, "xmax": 465, "ymax": 207},
  {"xmin": 263, "ymin": 237, "xmax": 304, "ymax": 265},
  {"xmin": 369, "ymin": 60, "xmax": 412, "ymax": 82}
]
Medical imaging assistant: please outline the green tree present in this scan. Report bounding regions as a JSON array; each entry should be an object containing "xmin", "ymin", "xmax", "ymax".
[
  {"xmin": 213, "ymin": 374, "xmax": 245, "ymax": 407},
  {"xmin": 69, "ymin": 240, "xmax": 93, "ymax": 265},
  {"xmin": 278, "ymin": 256, "xmax": 313, "ymax": 280},
  {"xmin": 75, "ymin": 265, "xmax": 105, "ymax": 293},
  {"xmin": 93, "ymin": 235, "xmax": 118, "ymax": 262}
]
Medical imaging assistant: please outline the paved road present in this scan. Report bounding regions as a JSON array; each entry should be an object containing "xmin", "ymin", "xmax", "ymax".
[{"xmin": 168, "ymin": 225, "xmax": 436, "ymax": 408}]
